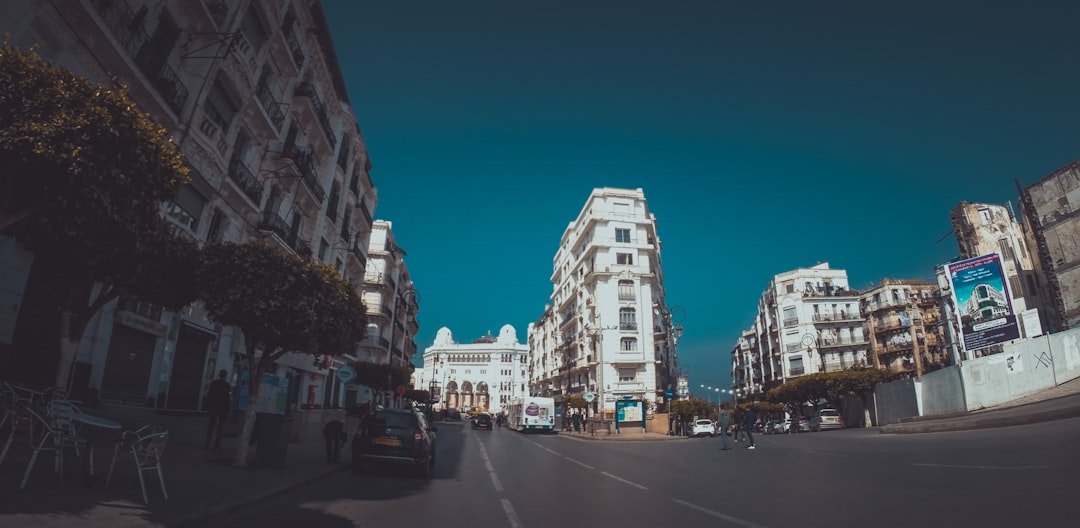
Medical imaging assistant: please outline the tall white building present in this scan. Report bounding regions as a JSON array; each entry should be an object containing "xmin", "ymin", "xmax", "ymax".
[
  {"xmin": 415, "ymin": 325, "xmax": 529, "ymax": 414},
  {"xmin": 736, "ymin": 263, "xmax": 870, "ymax": 398},
  {"xmin": 529, "ymin": 188, "xmax": 680, "ymax": 420}
]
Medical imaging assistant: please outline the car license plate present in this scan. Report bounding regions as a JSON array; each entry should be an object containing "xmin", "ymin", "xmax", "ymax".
[{"xmin": 374, "ymin": 437, "xmax": 401, "ymax": 446}]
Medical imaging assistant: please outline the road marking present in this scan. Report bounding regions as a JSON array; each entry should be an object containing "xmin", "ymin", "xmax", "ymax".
[
  {"xmin": 600, "ymin": 471, "xmax": 648, "ymax": 490},
  {"xmin": 564, "ymin": 456, "xmax": 595, "ymax": 469},
  {"xmin": 544, "ymin": 447, "xmax": 560, "ymax": 456},
  {"xmin": 490, "ymin": 471, "xmax": 504, "ymax": 492},
  {"xmin": 501, "ymin": 498, "xmax": 523, "ymax": 528},
  {"xmin": 673, "ymin": 499, "xmax": 769, "ymax": 528},
  {"xmin": 914, "ymin": 463, "xmax": 1052, "ymax": 470}
]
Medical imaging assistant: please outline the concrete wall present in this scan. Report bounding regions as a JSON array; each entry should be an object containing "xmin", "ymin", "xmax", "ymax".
[
  {"xmin": 873, "ymin": 378, "xmax": 918, "ymax": 425},
  {"xmin": 960, "ymin": 334, "xmax": 1058, "ymax": 410},
  {"xmin": 917, "ymin": 366, "xmax": 966, "ymax": 416},
  {"xmin": 1049, "ymin": 329, "xmax": 1080, "ymax": 383}
]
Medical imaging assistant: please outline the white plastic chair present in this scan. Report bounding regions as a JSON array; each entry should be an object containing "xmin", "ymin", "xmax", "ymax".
[{"xmin": 106, "ymin": 425, "xmax": 169, "ymax": 504}]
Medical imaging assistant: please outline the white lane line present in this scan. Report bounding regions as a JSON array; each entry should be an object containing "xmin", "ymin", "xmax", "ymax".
[
  {"xmin": 490, "ymin": 471, "xmax": 504, "ymax": 492},
  {"xmin": 501, "ymin": 498, "xmax": 523, "ymax": 528},
  {"xmin": 914, "ymin": 463, "xmax": 1052, "ymax": 470},
  {"xmin": 673, "ymin": 499, "xmax": 768, "ymax": 528},
  {"xmin": 600, "ymin": 471, "xmax": 648, "ymax": 490},
  {"xmin": 564, "ymin": 456, "xmax": 595, "ymax": 469},
  {"xmin": 544, "ymin": 447, "xmax": 560, "ymax": 456}
]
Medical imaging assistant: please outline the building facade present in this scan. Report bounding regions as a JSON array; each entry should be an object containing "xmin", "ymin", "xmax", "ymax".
[
  {"xmin": 528, "ymin": 188, "xmax": 680, "ymax": 419},
  {"xmin": 735, "ymin": 263, "xmax": 870, "ymax": 399},
  {"xmin": 1019, "ymin": 159, "xmax": 1080, "ymax": 332},
  {"xmin": 860, "ymin": 279, "xmax": 949, "ymax": 377},
  {"xmin": 357, "ymin": 220, "xmax": 419, "ymax": 408},
  {"xmin": 415, "ymin": 325, "xmax": 529, "ymax": 414},
  {"xmin": 950, "ymin": 202, "xmax": 1049, "ymax": 339},
  {"xmin": 0, "ymin": 0, "xmax": 383, "ymax": 413}
]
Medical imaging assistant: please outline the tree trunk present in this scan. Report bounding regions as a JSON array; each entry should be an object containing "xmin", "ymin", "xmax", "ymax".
[
  {"xmin": 53, "ymin": 308, "xmax": 89, "ymax": 393},
  {"xmin": 232, "ymin": 348, "xmax": 266, "ymax": 467}
]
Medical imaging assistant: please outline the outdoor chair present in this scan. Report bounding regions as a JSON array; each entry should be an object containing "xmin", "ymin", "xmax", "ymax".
[
  {"xmin": 106, "ymin": 425, "xmax": 168, "ymax": 504},
  {"xmin": 8, "ymin": 403, "xmax": 89, "ymax": 489}
]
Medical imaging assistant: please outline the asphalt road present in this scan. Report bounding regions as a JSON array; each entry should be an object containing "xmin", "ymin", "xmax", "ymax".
[{"xmin": 201, "ymin": 417, "xmax": 1079, "ymax": 528}]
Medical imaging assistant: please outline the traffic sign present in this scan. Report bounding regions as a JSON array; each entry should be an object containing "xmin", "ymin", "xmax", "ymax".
[
  {"xmin": 335, "ymin": 364, "xmax": 356, "ymax": 384},
  {"xmin": 584, "ymin": 392, "xmax": 595, "ymax": 402},
  {"xmin": 396, "ymin": 384, "xmax": 407, "ymax": 396}
]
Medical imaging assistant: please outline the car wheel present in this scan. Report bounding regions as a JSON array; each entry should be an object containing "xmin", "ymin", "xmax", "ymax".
[{"xmin": 416, "ymin": 457, "xmax": 432, "ymax": 478}]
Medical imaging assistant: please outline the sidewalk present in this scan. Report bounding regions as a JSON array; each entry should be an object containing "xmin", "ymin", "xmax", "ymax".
[
  {"xmin": 0, "ymin": 406, "xmax": 348, "ymax": 528},
  {"xmin": 879, "ymin": 375, "xmax": 1080, "ymax": 434}
]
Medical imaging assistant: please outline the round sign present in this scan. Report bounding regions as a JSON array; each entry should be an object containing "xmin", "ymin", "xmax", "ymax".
[
  {"xmin": 396, "ymin": 384, "xmax": 407, "ymax": 396},
  {"xmin": 584, "ymin": 392, "xmax": 595, "ymax": 403}
]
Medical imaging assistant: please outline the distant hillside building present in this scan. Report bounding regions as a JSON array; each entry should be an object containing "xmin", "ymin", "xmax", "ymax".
[
  {"xmin": 529, "ymin": 188, "xmax": 681, "ymax": 419},
  {"xmin": 415, "ymin": 325, "xmax": 529, "ymax": 414},
  {"xmin": 1018, "ymin": 159, "xmax": 1080, "ymax": 331}
]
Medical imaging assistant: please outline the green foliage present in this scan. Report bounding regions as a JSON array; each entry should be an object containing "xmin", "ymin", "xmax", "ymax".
[
  {"xmin": 563, "ymin": 394, "xmax": 588, "ymax": 410},
  {"xmin": 351, "ymin": 360, "xmax": 412, "ymax": 392},
  {"xmin": 765, "ymin": 367, "xmax": 902, "ymax": 409},
  {"xmin": 197, "ymin": 241, "xmax": 367, "ymax": 361},
  {"xmin": 404, "ymin": 389, "xmax": 430, "ymax": 404}
]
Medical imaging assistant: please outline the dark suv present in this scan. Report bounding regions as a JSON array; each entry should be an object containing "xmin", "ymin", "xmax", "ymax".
[{"xmin": 352, "ymin": 408, "xmax": 438, "ymax": 477}]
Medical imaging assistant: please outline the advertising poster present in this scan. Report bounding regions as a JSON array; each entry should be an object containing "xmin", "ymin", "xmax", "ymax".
[
  {"xmin": 236, "ymin": 373, "xmax": 289, "ymax": 415},
  {"xmin": 945, "ymin": 253, "xmax": 1020, "ymax": 351}
]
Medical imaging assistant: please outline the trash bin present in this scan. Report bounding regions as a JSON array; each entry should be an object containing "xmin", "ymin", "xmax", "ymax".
[{"xmin": 255, "ymin": 412, "xmax": 292, "ymax": 469}]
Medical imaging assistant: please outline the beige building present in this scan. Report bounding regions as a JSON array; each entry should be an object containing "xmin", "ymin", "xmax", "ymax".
[
  {"xmin": 415, "ymin": 325, "xmax": 529, "ymax": 414},
  {"xmin": 0, "ymin": 0, "xmax": 380, "ymax": 412},
  {"xmin": 860, "ymin": 279, "xmax": 949, "ymax": 377}
]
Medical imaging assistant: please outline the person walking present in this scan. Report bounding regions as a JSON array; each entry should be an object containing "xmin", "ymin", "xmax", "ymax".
[
  {"xmin": 733, "ymin": 407, "xmax": 746, "ymax": 442},
  {"xmin": 717, "ymin": 403, "xmax": 733, "ymax": 450},
  {"xmin": 204, "ymin": 369, "xmax": 231, "ymax": 450},
  {"xmin": 742, "ymin": 406, "xmax": 758, "ymax": 449}
]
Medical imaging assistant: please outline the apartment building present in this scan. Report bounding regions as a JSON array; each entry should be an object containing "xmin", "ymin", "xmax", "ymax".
[
  {"xmin": 860, "ymin": 279, "xmax": 949, "ymax": 377},
  {"xmin": 1019, "ymin": 159, "xmax": 1080, "ymax": 332},
  {"xmin": 528, "ymin": 188, "xmax": 680, "ymax": 419},
  {"xmin": 743, "ymin": 263, "xmax": 870, "ymax": 396},
  {"xmin": 415, "ymin": 325, "xmax": 529, "ymax": 414},
  {"xmin": 950, "ymin": 202, "xmax": 1049, "ymax": 338},
  {"xmin": 0, "ymin": 0, "xmax": 379, "ymax": 412},
  {"xmin": 358, "ymin": 220, "xmax": 419, "ymax": 408}
]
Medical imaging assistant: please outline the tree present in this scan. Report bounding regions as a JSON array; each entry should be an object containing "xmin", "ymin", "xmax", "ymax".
[
  {"xmin": 0, "ymin": 43, "xmax": 196, "ymax": 390},
  {"xmin": 197, "ymin": 241, "xmax": 367, "ymax": 467}
]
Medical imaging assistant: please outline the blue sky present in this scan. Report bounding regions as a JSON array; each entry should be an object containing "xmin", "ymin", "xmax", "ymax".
[{"xmin": 322, "ymin": 1, "xmax": 1080, "ymax": 396}]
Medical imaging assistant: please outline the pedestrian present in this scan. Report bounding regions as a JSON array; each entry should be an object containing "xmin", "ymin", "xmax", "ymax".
[
  {"xmin": 717, "ymin": 403, "xmax": 733, "ymax": 450},
  {"xmin": 204, "ymin": 369, "xmax": 231, "ymax": 450},
  {"xmin": 572, "ymin": 413, "xmax": 582, "ymax": 433},
  {"xmin": 323, "ymin": 419, "xmax": 348, "ymax": 462},
  {"xmin": 742, "ymin": 406, "xmax": 758, "ymax": 449},
  {"xmin": 733, "ymin": 407, "xmax": 746, "ymax": 442}
]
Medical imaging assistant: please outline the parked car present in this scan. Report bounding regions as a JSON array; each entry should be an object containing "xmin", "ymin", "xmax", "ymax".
[
  {"xmin": 811, "ymin": 408, "xmax": 844, "ymax": 431},
  {"xmin": 352, "ymin": 408, "xmax": 438, "ymax": 478},
  {"xmin": 796, "ymin": 417, "xmax": 812, "ymax": 433},
  {"xmin": 472, "ymin": 412, "xmax": 493, "ymax": 430},
  {"xmin": 771, "ymin": 419, "xmax": 790, "ymax": 434},
  {"xmin": 690, "ymin": 419, "xmax": 716, "ymax": 438}
]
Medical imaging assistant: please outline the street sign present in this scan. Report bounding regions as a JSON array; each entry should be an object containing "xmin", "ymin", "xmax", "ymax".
[
  {"xmin": 665, "ymin": 389, "xmax": 673, "ymax": 399},
  {"xmin": 335, "ymin": 364, "xmax": 356, "ymax": 384},
  {"xmin": 584, "ymin": 392, "xmax": 595, "ymax": 402},
  {"xmin": 396, "ymin": 384, "xmax": 407, "ymax": 396}
]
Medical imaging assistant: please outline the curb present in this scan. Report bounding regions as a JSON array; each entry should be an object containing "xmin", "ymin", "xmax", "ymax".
[
  {"xmin": 169, "ymin": 464, "xmax": 348, "ymax": 528},
  {"xmin": 879, "ymin": 406, "xmax": 1080, "ymax": 435}
]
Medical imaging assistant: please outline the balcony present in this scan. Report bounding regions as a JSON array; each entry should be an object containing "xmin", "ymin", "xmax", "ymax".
[
  {"xmin": 284, "ymin": 26, "xmax": 305, "ymax": 70},
  {"xmin": 255, "ymin": 81, "xmax": 285, "ymax": 131},
  {"xmin": 256, "ymin": 213, "xmax": 289, "ymax": 241},
  {"xmin": 94, "ymin": 0, "xmax": 149, "ymax": 58},
  {"xmin": 227, "ymin": 158, "xmax": 264, "ymax": 204},
  {"xmin": 619, "ymin": 322, "xmax": 638, "ymax": 331},
  {"xmin": 280, "ymin": 146, "xmax": 326, "ymax": 203},
  {"xmin": 293, "ymin": 82, "xmax": 337, "ymax": 148}
]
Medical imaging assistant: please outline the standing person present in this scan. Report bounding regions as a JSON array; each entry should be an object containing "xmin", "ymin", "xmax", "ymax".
[
  {"xmin": 717, "ymin": 403, "xmax": 733, "ymax": 450},
  {"xmin": 733, "ymin": 407, "xmax": 746, "ymax": 442},
  {"xmin": 742, "ymin": 406, "xmax": 758, "ymax": 449},
  {"xmin": 204, "ymin": 369, "xmax": 231, "ymax": 450},
  {"xmin": 323, "ymin": 419, "xmax": 347, "ymax": 462}
]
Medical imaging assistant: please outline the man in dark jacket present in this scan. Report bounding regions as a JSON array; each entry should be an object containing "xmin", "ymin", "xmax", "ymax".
[
  {"xmin": 204, "ymin": 369, "xmax": 231, "ymax": 450},
  {"xmin": 742, "ymin": 406, "xmax": 757, "ymax": 449}
]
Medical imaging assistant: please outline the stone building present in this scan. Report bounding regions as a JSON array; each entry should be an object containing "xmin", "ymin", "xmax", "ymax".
[
  {"xmin": 0, "ymin": 0, "xmax": 382, "ymax": 413},
  {"xmin": 860, "ymin": 279, "xmax": 949, "ymax": 377},
  {"xmin": 1018, "ymin": 159, "xmax": 1080, "ymax": 331},
  {"xmin": 528, "ymin": 188, "xmax": 680, "ymax": 419}
]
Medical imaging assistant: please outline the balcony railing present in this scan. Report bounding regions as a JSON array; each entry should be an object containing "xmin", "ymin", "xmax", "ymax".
[
  {"xmin": 202, "ymin": 0, "xmax": 227, "ymax": 27},
  {"xmin": 284, "ymin": 26, "xmax": 305, "ymax": 68},
  {"xmin": 256, "ymin": 81, "xmax": 285, "ymax": 130},
  {"xmin": 294, "ymin": 82, "xmax": 336, "ymax": 148},
  {"xmin": 281, "ymin": 146, "xmax": 326, "ymax": 202},
  {"xmin": 94, "ymin": 0, "xmax": 149, "ymax": 58},
  {"xmin": 257, "ymin": 213, "xmax": 290, "ymax": 240},
  {"xmin": 143, "ymin": 60, "xmax": 189, "ymax": 114},
  {"xmin": 619, "ymin": 322, "xmax": 638, "ymax": 331},
  {"xmin": 228, "ymin": 158, "xmax": 264, "ymax": 203}
]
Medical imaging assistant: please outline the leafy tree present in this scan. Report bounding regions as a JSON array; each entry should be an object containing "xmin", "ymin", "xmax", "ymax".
[
  {"xmin": 404, "ymin": 389, "xmax": 430, "ymax": 404},
  {"xmin": 197, "ymin": 241, "xmax": 367, "ymax": 467},
  {"xmin": 0, "ymin": 43, "xmax": 196, "ymax": 390}
]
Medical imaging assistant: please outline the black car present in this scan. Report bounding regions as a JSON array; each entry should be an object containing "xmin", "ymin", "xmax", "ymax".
[
  {"xmin": 352, "ymin": 408, "xmax": 437, "ymax": 477},
  {"xmin": 471, "ymin": 412, "xmax": 493, "ymax": 430}
]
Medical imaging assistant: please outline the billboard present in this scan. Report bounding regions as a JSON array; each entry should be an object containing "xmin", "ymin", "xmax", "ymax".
[{"xmin": 945, "ymin": 253, "xmax": 1020, "ymax": 351}]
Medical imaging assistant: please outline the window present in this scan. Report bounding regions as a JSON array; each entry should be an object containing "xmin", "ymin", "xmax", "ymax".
[
  {"xmin": 789, "ymin": 356, "xmax": 805, "ymax": 376},
  {"xmin": 979, "ymin": 208, "xmax": 991, "ymax": 225},
  {"xmin": 318, "ymin": 238, "xmax": 328, "ymax": 260},
  {"xmin": 326, "ymin": 182, "xmax": 340, "ymax": 221},
  {"xmin": 619, "ymin": 308, "xmax": 637, "ymax": 330},
  {"xmin": 619, "ymin": 369, "xmax": 636, "ymax": 382},
  {"xmin": 621, "ymin": 338, "xmax": 637, "ymax": 351},
  {"xmin": 205, "ymin": 74, "xmax": 240, "ymax": 131},
  {"xmin": 616, "ymin": 253, "xmax": 633, "ymax": 265},
  {"xmin": 206, "ymin": 207, "xmax": 225, "ymax": 242},
  {"xmin": 615, "ymin": 228, "xmax": 631, "ymax": 243},
  {"xmin": 998, "ymin": 239, "xmax": 1015, "ymax": 260},
  {"xmin": 783, "ymin": 307, "xmax": 798, "ymax": 326},
  {"xmin": 240, "ymin": 3, "xmax": 268, "ymax": 52},
  {"xmin": 618, "ymin": 280, "xmax": 635, "ymax": 301}
]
